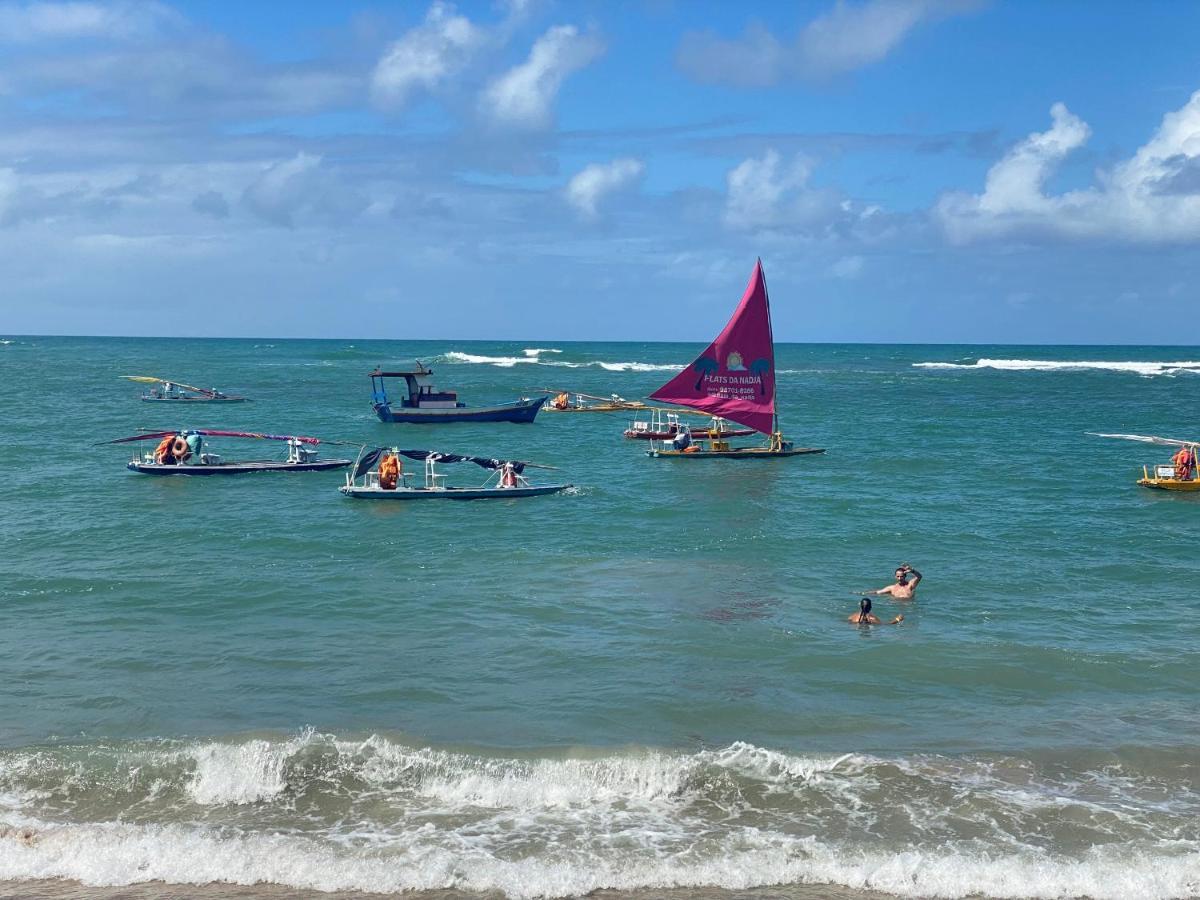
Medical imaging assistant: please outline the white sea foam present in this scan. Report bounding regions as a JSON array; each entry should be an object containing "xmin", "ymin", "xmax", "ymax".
[
  {"xmin": 186, "ymin": 739, "xmax": 290, "ymax": 805},
  {"xmin": 440, "ymin": 350, "xmax": 683, "ymax": 372},
  {"xmin": 0, "ymin": 817, "xmax": 1195, "ymax": 899},
  {"xmin": 1, "ymin": 736, "xmax": 1197, "ymax": 899},
  {"xmin": 443, "ymin": 351, "xmax": 543, "ymax": 367},
  {"xmin": 596, "ymin": 361, "xmax": 684, "ymax": 372},
  {"xmin": 914, "ymin": 358, "xmax": 1200, "ymax": 376}
]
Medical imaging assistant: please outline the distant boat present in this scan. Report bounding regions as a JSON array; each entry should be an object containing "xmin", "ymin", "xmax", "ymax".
[
  {"xmin": 108, "ymin": 429, "xmax": 352, "ymax": 475},
  {"xmin": 370, "ymin": 362, "xmax": 546, "ymax": 424},
  {"xmin": 543, "ymin": 390, "xmax": 648, "ymax": 413},
  {"xmin": 121, "ymin": 375, "xmax": 249, "ymax": 402},
  {"xmin": 645, "ymin": 259, "xmax": 824, "ymax": 459},
  {"xmin": 340, "ymin": 447, "xmax": 571, "ymax": 500},
  {"xmin": 1091, "ymin": 432, "xmax": 1200, "ymax": 491}
]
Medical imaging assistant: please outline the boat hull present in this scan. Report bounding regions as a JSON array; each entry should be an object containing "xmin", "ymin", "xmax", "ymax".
[
  {"xmin": 140, "ymin": 397, "xmax": 249, "ymax": 402},
  {"xmin": 1138, "ymin": 477, "xmax": 1200, "ymax": 491},
  {"xmin": 128, "ymin": 459, "xmax": 352, "ymax": 475},
  {"xmin": 647, "ymin": 447, "xmax": 825, "ymax": 459},
  {"xmin": 374, "ymin": 397, "xmax": 547, "ymax": 424},
  {"xmin": 340, "ymin": 483, "xmax": 570, "ymax": 500},
  {"xmin": 547, "ymin": 404, "xmax": 645, "ymax": 413},
  {"xmin": 625, "ymin": 427, "xmax": 755, "ymax": 440}
]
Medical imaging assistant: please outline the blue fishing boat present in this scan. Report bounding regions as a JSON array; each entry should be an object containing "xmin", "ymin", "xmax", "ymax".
[{"xmin": 369, "ymin": 362, "xmax": 546, "ymax": 424}]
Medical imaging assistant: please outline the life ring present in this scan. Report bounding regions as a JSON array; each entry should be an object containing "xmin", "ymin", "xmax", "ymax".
[{"xmin": 171, "ymin": 436, "xmax": 190, "ymax": 460}]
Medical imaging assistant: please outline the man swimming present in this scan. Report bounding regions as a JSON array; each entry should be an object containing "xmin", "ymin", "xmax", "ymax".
[
  {"xmin": 873, "ymin": 563, "xmax": 921, "ymax": 599},
  {"xmin": 848, "ymin": 597, "xmax": 903, "ymax": 625}
]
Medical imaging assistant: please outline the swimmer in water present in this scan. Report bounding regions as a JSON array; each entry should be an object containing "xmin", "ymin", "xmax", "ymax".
[
  {"xmin": 873, "ymin": 563, "xmax": 921, "ymax": 600},
  {"xmin": 848, "ymin": 597, "xmax": 903, "ymax": 625}
]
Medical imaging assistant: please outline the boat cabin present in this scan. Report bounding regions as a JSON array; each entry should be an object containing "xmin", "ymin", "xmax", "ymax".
[{"xmin": 369, "ymin": 362, "xmax": 463, "ymax": 410}]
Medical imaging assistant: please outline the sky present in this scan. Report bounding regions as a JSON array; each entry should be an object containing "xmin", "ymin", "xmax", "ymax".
[{"xmin": 2, "ymin": 0, "xmax": 1200, "ymax": 343}]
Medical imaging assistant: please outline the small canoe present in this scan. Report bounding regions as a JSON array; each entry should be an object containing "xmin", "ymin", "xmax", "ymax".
[
  {"xmin": 129, "ymin": 459, "xmax": 352, "ymax": 475},
  {"xmin": 141, "ymin": 396, "xmax": 249, "ymax": 403},
  {"xmin": 340, "ymin": 483, "xmax": 570, "ymax": 500},
  {"xmin": 647, "ymin": 447, "xmax": 825, "ymax": 459},
  {"xmin": 546, "ymin": 402, "xmax": 646, "ymax": 413}
]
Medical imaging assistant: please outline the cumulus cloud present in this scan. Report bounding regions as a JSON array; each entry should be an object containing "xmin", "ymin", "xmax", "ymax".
[
  {"xmin": 725, "ymin": 150, "xmax": 832, "ymax": 229},
  {"xmin": 481, "ymin": 24, "xmax": 604, "ymax": 129},
  {"xmin": 677, "ymin": 0, "xmax": 977, "ymax": 86},
  {"xmin": 370, "ymin": 1, "xmax": 483, "ymax": 110},
  {"xmin": 936, "ymin": 91, "xmax": 1200, "ymax": 243},
  {"xmin": 241, "ymin": 153, "xmax": 367, "ymax": 228},
  {"xmin": 564, "ymin": 157, "xmax": 644, "ymax": 219},
  {"xmin": 0, "ymin": 0, "xmax": 181, "ymax": 43}
]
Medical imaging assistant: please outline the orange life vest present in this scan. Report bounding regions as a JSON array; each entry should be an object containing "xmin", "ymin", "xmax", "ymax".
[
  {"xmin": 552, "ymin": 393, "xmax": 570, "ymax": 410},
  {"xmin": 1173, "ymin": 447, "xmax": 1195, "ymax": 479},
  {"xmin": 154, "ymin": 436, "xmax": 174, "ymax": 464},
  {"xmin": 379, "ymin": 454, "xmax": 400, "ymax": 490}
]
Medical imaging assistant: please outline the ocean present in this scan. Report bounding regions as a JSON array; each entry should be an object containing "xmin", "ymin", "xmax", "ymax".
[{"xmin": 0, "ymin": 337, "xmax": 1198, "ymax": 899}]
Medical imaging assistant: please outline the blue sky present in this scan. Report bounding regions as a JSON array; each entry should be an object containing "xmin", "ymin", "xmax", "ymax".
[{"xmin": 2, "ymin": 0, "xmax": 1200, "ymax": 342}]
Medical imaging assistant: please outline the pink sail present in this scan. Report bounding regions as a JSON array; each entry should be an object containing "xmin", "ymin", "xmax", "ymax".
[{"xmin": 651, "ymin": 259, "xmax": 777, "ymax": 435}]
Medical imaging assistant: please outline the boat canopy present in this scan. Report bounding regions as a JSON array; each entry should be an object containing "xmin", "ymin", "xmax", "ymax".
[
  {"xmin": 649, "ymin": 259, "xmax": 778, "ymax": 436},
  {"xmin": 353, "ymin": 447, "xmax": 534, "ymax": 479},
  {"xmin": 370, "ymin": 362, "xmax": 433, "ymax": 378},
  {"xmin": 106, "ymin": 429, "xmax": 322, "ymax": 445}
]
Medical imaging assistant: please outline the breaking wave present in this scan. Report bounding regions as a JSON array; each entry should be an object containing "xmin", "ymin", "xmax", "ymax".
[
  {"xmin": 914, "ymin": 358, "xmax": 1200, "ymax": 377},
  {"xmin": 0, "ymin": 733, "xmax": 1197, "ymax": 899},
  {"xmin": 440, "ymin": 350, "xmax": 683, "ymax": 372}
]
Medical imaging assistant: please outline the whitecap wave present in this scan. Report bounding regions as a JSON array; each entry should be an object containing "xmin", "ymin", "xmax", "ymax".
[
  {"xmin": 595, "ymin": 361, "xmax": 685, "ymax": 372},
  {"xmin": 913, "ymin": 358, "xmax": 1200, "ymax": 377},
  {"xmin": 439, "ymin": 351, "xmax": 683, "ymax": 372},
  {"xmin": 0, "ymin": 735, "xmax": 1196, "ymax": 899}
]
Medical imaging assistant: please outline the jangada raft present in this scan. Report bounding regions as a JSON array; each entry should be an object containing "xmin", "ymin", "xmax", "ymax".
[
  {"xmin": 645, "ymin": 259, "xmax": 824, "ymax": 459},
  {"xmin": 121, "ymin": 375, "xmax": 249, "ymax": 402},
  {"xmin": 370, "ymin": 362, "xmax": 546, "ymax": 424},
  {"xmin": 109, "ymin": 429, "xmax": 353, "ymax": 475},
  {"xmin": 341, "ymin": 447, "xmax": 571, "ymax": 500},
  {"xmin": 544, "ymin": 390, "xmax": 648, "ymax": 413},
  {"xmin": 1091, "ymin": 432, "xmax": 1200, "ymax": 491}
]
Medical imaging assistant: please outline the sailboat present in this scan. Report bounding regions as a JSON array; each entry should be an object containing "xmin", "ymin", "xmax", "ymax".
[{"xmin": 645, "ymin": 259, "xmax": 824, "ymax": 459}]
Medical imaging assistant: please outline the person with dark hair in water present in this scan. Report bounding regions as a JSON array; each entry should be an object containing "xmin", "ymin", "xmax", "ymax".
[
  {"xmin": 848, "ymin": 597, "xmax": 903, "ymax": 625},
  {"xmin": 874, "ymin": 563, "xmax": 921, "ymax": 600}
]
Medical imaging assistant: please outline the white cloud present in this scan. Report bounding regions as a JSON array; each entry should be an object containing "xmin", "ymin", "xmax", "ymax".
[
  {"xmin": 677, "ymin": 0, "xmax": 977, "ymax": 86},
  {"xmin": 724, "ymin": 150, "xmax": 842, "ymax": 231},
  {"xmin": 565, "ymin": 157, "xmax": 644, "ymax": 219},
  {"xmin": 0, "ymin": 1, "xmax": 181, "ymax": 43},
  {"xmin": 241, "ymin": 153, "xmax": 367, "ymax": 228},
  {"xmin": 936, "ymin": 91, "xmax": 1200, "ymax": 243},
  {"xmin": 370, "ymin": 1, "xmax": 483, "ymax": 110},
  {"xmin": 481, "ymin": 24, "xmax": 603, "ymax": 129}
]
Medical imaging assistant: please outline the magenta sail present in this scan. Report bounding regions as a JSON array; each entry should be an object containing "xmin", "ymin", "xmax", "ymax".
[{"xmin": 650, "ymin": 259, "xmax": 777, "ymax": 436}]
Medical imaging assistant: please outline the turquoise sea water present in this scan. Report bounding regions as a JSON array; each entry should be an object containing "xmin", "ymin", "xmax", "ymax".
[{"xmin": 1, "ymin": 337, "xmax": 1198, "ymax": 899}]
